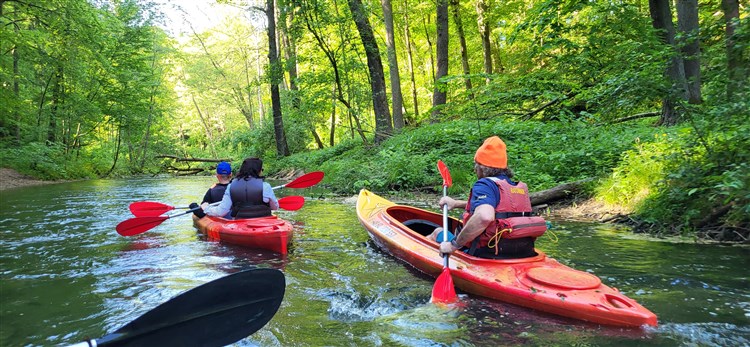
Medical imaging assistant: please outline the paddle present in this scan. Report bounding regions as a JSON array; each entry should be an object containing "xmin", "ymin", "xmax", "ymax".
[
  {"xmin": 66, "ymin": 268, "xmax": 285, "ymax": 347},
  {"xmin": 129, "ymin": 170, "xmax": 323, "ymax": 217},
  {"xmin": 118, "ymin": 196, "xmax": 306, "ymax": 236},
  {"xmin": 272, "ymin": 171, "xmax": 324, "ymax": 190},
  {"xmin": 430, "ymin": 160, "xmax": 458, "ymax": 304},
  {"xmin": 130, "ymin": 196, "xmax": 306, "ymax": 217}
]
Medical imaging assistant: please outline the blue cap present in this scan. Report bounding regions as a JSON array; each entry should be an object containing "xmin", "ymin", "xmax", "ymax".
[{"xmin": 216, "ymin": 161, "xmax": 231, "ymax": 175}]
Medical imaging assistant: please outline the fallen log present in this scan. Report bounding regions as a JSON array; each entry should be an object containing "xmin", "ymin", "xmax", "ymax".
[
  {"xmin": 530, "ymin": 178, "xmax": 594, "ymax": 206},
  {"xmin": 156, "ymin": 155, "xmax": 231, "ymax": 163}
]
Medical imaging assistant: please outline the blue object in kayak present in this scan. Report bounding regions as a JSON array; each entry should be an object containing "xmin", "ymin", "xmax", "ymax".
[{"xmin": 436, "ymin": 230, "xmax": 455, "ymax": 242}]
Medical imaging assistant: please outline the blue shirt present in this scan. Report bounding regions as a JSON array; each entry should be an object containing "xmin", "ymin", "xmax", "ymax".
[{"xmin": 468, "ymin": 175, "xmax": 515, "ymax": 213}]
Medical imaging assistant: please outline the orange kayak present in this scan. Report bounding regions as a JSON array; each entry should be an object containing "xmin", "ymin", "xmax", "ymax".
[
  {"xmin": 192, "ymin": 215, "xmax": 292, "ymax": 254},
  {"xmin": 356, "ymin": 189, "xmax": 657, "ymax": 327}
]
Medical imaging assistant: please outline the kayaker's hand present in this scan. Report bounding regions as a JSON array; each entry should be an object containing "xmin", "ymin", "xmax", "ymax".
[
  {"xmin": 438, "ymin": 196, "xmax": 456, "ymax": 210},
  {"xmin": 439, "ymin": 240, "xmax": 459, "ymax": 255}
]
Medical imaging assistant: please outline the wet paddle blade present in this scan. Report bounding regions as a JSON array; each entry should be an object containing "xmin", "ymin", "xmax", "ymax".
[
  {"xmin": 282, "ymin": 171, "xmax": 324, "ymax": 189},
  {"xmin": 437, "ymin": 160, "xmax": 452, "ymax": 188},
  {"xmin": 278, "ymin": 196, "xmax": 305, "ymax": 211},
  {"xmin": 431, "ymin": 267, "xmax": 458, "ymax": 304},
  {"xmin": 130, "ymin": 201, "xmax": 175, "ymax": 217},
  {"xmin": 116, "ymin": 216, "xmax": 168, "ymax": 236},
  {"xmin": 94, "ymin": 268, "xmax": 286, "ymax": 347}
]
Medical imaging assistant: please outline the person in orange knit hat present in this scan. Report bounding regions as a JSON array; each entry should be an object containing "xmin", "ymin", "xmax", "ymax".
[{"xmin": 429, "ymin": 136, "xmax": 541, "ymax": 259}]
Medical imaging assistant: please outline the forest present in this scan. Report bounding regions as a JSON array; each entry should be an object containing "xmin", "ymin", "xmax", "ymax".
[{"xmin": 0, "ymin": 0, "xmax": 748, "ymax": 241}]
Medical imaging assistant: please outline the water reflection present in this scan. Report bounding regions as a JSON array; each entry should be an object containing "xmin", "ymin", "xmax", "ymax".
[{"xmin": 0, "ymin": 178, "xmax": 748, "ymax": 346}]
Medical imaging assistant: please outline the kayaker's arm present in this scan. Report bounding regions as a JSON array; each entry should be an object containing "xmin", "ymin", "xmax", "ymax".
[
  {"xmin": 203, "ymin": 184, "xmax": 233, "ymax": 216},
  {"xmin": 438, "ymin": 196, "xmax": 467, "ymax": 210},
  {"xmin": 439, "ymin": 203, "xmax": 495, "ymax": 254}
]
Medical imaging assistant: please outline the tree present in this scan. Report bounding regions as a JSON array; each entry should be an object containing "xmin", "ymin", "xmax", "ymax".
[
  {"xmin": 403, "ymin": 9, "xmax": 419, "ymax": 117},
  {"xmin": 348, "ymin": 0, "xmax": 393, "ymax": 144},
  {"xmin": 431, "ymin": 0, "xmax": 449, "ymax": 119},
  {"xmin": 476, "ymin": 0, "xmax": 492, "ymax": 83},
  {"xmin": 648, "ymin": 0, "xmax": 689, "ymax": 125},
  {"xmin": 381, "ymin": 0, "xmax": 405, "ymax": 130},
  {"xmin": 298, "ymin": 0, "xmax": 368, "ymax": 144},
  {"xmin": 450, "ymin": 0, "xmax": 473, "ymax": 98},
  {"xmin": 266, "ymin": 0, "xmax": 290, "ymax": 156},
  {"xmin": 677, "ymin": 0, "xmax": 701, "ymax": 104},
  {"xmin": 721, "ymin": 0, "xmax": 746, "ymax": 95}
]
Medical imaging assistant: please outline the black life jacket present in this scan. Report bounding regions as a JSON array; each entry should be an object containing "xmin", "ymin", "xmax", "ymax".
[
  {"xmin": 229, "ymin": 177, "xmax": 272, "ymax": 218},
  {"xmin": 206, "ymin": 183, "xmax": 228, "ymax": 204}
]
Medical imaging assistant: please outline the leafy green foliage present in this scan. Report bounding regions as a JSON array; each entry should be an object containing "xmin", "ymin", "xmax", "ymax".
[
  {"xmin": 0, "ymin": 142, "xmax": 98, "ymax": 179},
  {"xmin": 275, "ymin": 119, "xmax": 665, "ymax": 195}
]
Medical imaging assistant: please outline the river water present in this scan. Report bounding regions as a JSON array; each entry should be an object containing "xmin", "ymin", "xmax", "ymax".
[{"xmin": 0, "ymin": 177, "xmax": 748, "ymax": 346}]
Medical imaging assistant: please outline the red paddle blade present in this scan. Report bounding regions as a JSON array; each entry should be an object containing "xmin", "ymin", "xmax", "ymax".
[
  {"xmin": 130, "ymin": 201, "xmax": 175, "ymax": 217},
  {"xmin": 278, "ymin": 196, "xmax": 305, "ymax": 211},
  {"xmin": 284, "ymin": 171, "xmax": 324, "ymax": 189},
  {"xmin": 431, "ymin": 267, "xmax": 458, "ymax": 304},
  {"xmin": 116, "ymin": 216, "xmax": 168, "ymax": 236},
  {"xmin": 437, "ymin": 160, "xmax": 452, "ymax": 188}
]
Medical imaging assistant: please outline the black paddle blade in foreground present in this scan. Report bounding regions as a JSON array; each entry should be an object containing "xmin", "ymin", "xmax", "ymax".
[{"xmin": 87, "ymin": 268, "xmax": 285, "ymax": 347}]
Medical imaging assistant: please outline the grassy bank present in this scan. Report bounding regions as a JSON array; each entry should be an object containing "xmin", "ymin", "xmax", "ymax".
[{"xmin": 271, "ymin": 118, "xmax": 748, "ymax": 242}]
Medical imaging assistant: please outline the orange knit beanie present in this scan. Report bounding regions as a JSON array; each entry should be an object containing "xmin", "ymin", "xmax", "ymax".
[{"xmin": 474, "ymin": 136, "xmax": 507, "ymax": 169}]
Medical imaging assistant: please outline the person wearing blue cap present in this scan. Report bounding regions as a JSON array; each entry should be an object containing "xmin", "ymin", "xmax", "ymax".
[
  {"xmin": 190, "ymin": 161, "xmax": 232, "ymax": 218},
  {"xmin": 200, "ymin": 157, "xmax": 279, "ymax": 219}
]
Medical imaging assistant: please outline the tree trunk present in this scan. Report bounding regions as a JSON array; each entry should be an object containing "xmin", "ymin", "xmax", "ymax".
[
  {"xmin": 330, "ymin": 85, "xmax": 337, "ymax": 147},
  {"xmin": 476, "ymin": 0, "xmax": 492, "ymax": 83},
  {"xmin": 431, "ymin": 0, "xmax": 449, "ymax": 120},
  {"xmin": 37, "ymin": 73, "xmax": 53, "ymax": 142},
  {"xmin": 348, "ymin": 0, "xmax": 393, "ymax": 144},
  {"xmin": 267, "ymin": 0, "xmax": 290, "ymax": 157},
  {"xmin": 256, "ymin": 54, "xmax": 266, "ymax": 122},
  {"xmin": 280, "ymin": 4, "xmax": 299, "ymax": 108},
  {"xmin": 139, "ymin": 51, "xmax": 160, "ymax": 170},
  {"xmin": 106, "ymin": 126, "xmax": 122, "ymax": 177},
  {"xmin": 242, "ymin": 51, "xmax": 255, "ymax": 128},
  {"xmin": 381, "ymin": 0, "xmax": 404, "ymax": 130},
  {"xmin": 404, "ymin": 10, "xmax": 419, "ymax": 118},
  {"xmin": 423, "ymin": 15, "xmax": 436, "ymax": 83},
  {"xmin": 450, "ymin": 0, "xmax": 473, "ymax": 98},
  {"xmin": 677, "ymin": 0, "xmax": 701, "ymax": 104},
  {"xmin": 12, "ymin": 22, "xmax": 20, "ymax": 143},
  {"xmin": 648, "ymin": 0, "xmax": 689, "ymax": 126},
  {"xmin": 721, "ymin": 0, "xmax": 745, "ymax": 95},
  {"xmin": 49, "ymin": 65, "xmax": 63, "ymax": 144}
]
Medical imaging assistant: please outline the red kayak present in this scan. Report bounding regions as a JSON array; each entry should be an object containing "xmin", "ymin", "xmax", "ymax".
[
  {"xmin": 192, "ymin": 215, "xmax": 293, "ymax": 254},
  {"xmin": 356, "ymin": 189, "xmax": 657, "ymax": 327}
]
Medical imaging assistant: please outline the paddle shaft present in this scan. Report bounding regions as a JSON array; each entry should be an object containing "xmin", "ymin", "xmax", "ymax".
[{"xmin": 442, "ymin": 184, "xmax": 450, "ymax": 268}]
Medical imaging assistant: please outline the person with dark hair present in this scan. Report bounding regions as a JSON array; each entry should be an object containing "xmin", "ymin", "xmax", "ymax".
[
  {"xmin": 429, "ymin": 136, "xmax": 546, "ymax": 259},
  {"xmin": 191, "ymin": 161, "xmax": 233, "ymax": 219},
  {"xmin": 199, "ymin": 157, "xmax": 279, "ymax": 219}
]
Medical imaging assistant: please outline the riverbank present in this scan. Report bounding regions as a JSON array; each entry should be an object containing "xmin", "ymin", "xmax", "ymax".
[{"xmin": 0, "ymin": 168, "xmax": 70, "ymax": 191}]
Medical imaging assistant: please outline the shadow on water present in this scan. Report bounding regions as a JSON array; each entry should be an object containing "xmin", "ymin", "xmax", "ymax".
[{"xmin": 0, "ymin": 177, "xmax": 748, "ymax": 346}]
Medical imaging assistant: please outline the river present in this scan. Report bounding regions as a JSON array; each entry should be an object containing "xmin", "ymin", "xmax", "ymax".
[{"xmin": 0, "ymin": 177, "xmax": 748, "ymax": 346}]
